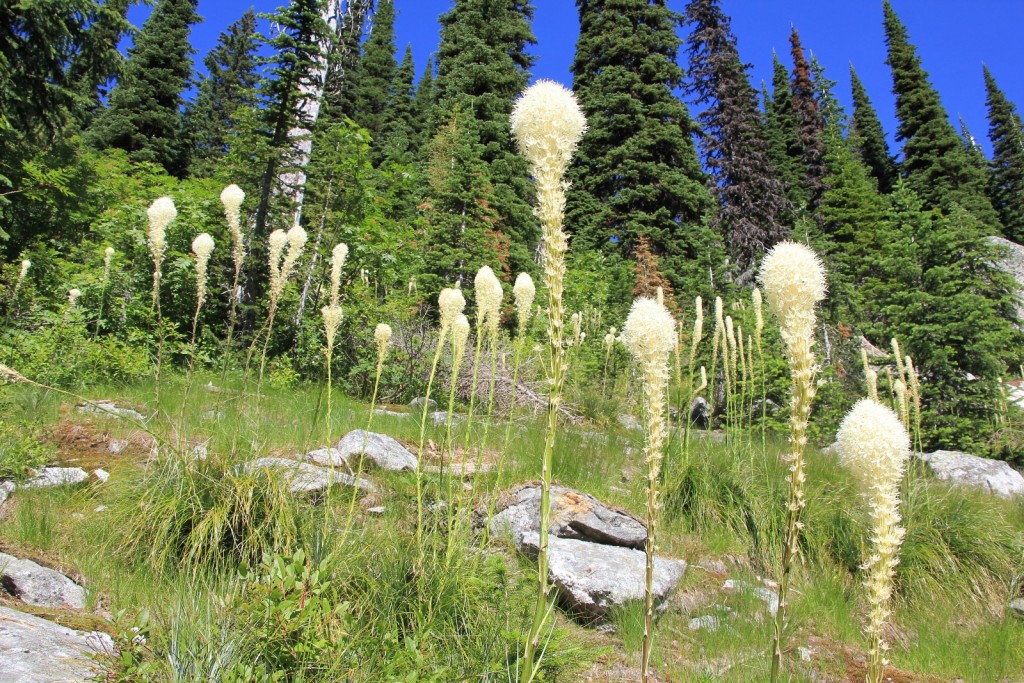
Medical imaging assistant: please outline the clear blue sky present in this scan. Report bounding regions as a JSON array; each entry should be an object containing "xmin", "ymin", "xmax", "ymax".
[{"xmin": 130, "ymin": 1, "xmax": 1024, "ymax": 157}]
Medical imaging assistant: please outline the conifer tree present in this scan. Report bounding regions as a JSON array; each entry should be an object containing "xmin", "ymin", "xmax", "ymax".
[
  {"xmin": 68, "ymin": 0, "xmax": 132, "ymax": 119},
  {"xmin": 684, "ymin": 0, "xmax": 789, "ymax": 270},
  {"xmin": 351, "ymin": 0, "xmax": 397, "ymax": 139},
  {"xmin": 186, "ymin": 9, "xmax": 260, "ymax": 175},
  {"xmin": 983, "ymin": 65, "xmax": 1024, "ymax": 242},
  {"xmin": 789, "ymin": 27, "xmax": 826, "ymax": 210},
  {"xmin": 764, "ymin": 53, "xmax": 806, "ymax": 209},
  {"xmin": 433, "ymin": 0, "xmax": 537, "ymax": 277},
  {"xmin": 375, "ymin": 44, "xmax": 417, "ymax": 166},
  {"xmin": 411, "ymin": 56, "xmax": 436, "ymax": 148},
  {"xmin": 567, "ymin": 0, "xmax": 717, "ymax": 297},
  {"xmin": 883, "ymin": 0, "xmax": 999, "ymax": 227},
  {"xmin": 320, "ymin": 0, "xmax": 373, "ymax": 126},
  {"xmin": 86, "ymin": 0, "xmax": 200, "ymax": 175},
  {"xmin": 849, "ymin": 64, "xmax": 897, "ymax": 194},
  {"xmin": 421, "ymin": 111, "xmax": 503, "ymax": 294}
]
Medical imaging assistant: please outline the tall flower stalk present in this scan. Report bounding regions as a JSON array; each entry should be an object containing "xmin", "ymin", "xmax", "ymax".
[
  {"xmin": 465, "ymin": 266, "xmax": 504, "ymax": 494},
  {"xmin": 836, "ymin": 399, "xmax": 910, "ymax": 683},
  {"xmin": 760, "ymin": 241, "xmax": 827, "ymax": 683},
  {"xmin": 620, "ymin": 297, "xmax": 676, "ymax": 683},
  {"xmin": 252, "ymin": 225, "xmax": 306, "ymax": 395},
  {"xmin": 510, "ymin": 79, "xmax": 587, "ymax": 683},
  {"xmin": 415, "ymin": 286, "xmax": 465, "ymax": 557},
  {"xmin": 180, "ymin": 234, "xmax": 215, "ymax": 425},
  {"xmin": 218, "ymin": 184, "xmax": 246, "ymax": 390},
  {"xmin": 322, "ymin": 243, "xmax": 348, "ymax": 440},
  {"xmin": 147, "ymin": 196, "xmax": 176, "ymax": 404}
]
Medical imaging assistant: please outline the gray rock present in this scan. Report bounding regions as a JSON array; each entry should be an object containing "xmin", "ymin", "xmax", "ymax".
[
  {"xmin": 22, "ymin": 467, "xmax": 89, "ymax": 489},
  {"xmin": 688, "ymin": 615, "xmax": 721, "ymax": 632},
  {"xmin": 76, "ymin": 401, "xmax": 146, "ymax": 422},
  {"xmin": 490, "ymin": 484, "xmax": 647, "ymax": 550},
  {"xmin": 723, "ymin": 579, "xmax": 779, "ymax": 616},
  {"xmin": 0, "ymin": 605, "xmax": 111, "ymax": 682},
  {"xmin": 306, "ymin": 447, "xmax": 341, "ymax": 465},
  {"xmin": 92, "ymin": 469, "xmax": 109, "ymax": 483},
  {"xmin": 0, "ymin": 553, "xmax": 85, "ymax": 609},
  {"xmin": 373, "ymin": 408, "xmax": 408, "ymax": 418},
  {"xmin": 430, "ymin": 411, "xmax": 462, "ymax": 427},
  {"xmin": 409, "ymin": 397, "xmax": 437, "ymax": 411},
  {"xmin": 690, "ymin": 397, "xmax": 711, "ymax": 429},
  {"xmin": 0, "ymin": 481, "xmax": 14, "ymax": 506},
  {"xmin": 917, "ymin": 450, "xmax": 1024, "ymax": 499},
  {"xmin": 330, "ymin": 430, "xmax": 417, "ymax": 472},
  {"xmin": 520, "ymin": 533, "xmax": 686, "ymax": 621},
  {"xmin": 243, "ymin": 458, "xmax": 377, "ymax": 495},
  {"xmin": 617, "ymin": 414, "xmax": 642, "ymax": 431},
  {"xmin": 367, "ymin": 506, "xmax": 386, "ymax": 515},
  {"xmin": 1009, "ymin": 597, "xmax": 1024, "ymax": 621}
]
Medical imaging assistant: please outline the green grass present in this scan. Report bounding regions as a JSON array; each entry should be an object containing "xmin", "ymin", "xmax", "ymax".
[{"xmin": 0, "ymin": 371, "xmax": 1022, "ymax": 682}]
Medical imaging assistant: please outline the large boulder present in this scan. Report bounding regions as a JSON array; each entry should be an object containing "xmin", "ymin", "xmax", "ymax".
[
  {"xmin": 0, "ymin": 553, "xmax": 85, "ymax": 610},
  {"xmin": 917, "ymin": 450, "xmax": 1024, "ymax": 499},
  {"xmin": 22, "ymin": 467, "xmax": 89, "ymax": 490},
  {"xmin": 242, "ymin": 458, "xmax": 377, "ymax": 495},
  {"xmin": 490, "ymin": 484, "xmax": 647, "ymax": 550},
  {"xmin": 409, "ymin": 397, "xmax": 437, "ymax": 412},
  {"xmin": 988, "ymin": 236, "xmax": 1024, "ymax": 321},
  {"xmin": 0, "ymin": 481, "xmax": 14, "ymax": 506},
  {"xmin": 76, "ymin": 400, "xmax": 147, "ymax": 422},
  {"xmin": 520, "ymin": 533, "xmax": 686, "ymax": 621},
  {"xmin": 322, "ymin": 430, "xmax": 417, "ymax": 472},
  {"xmin": 0, "ymin": 605, "xmax": 111, "ymax": 682}
]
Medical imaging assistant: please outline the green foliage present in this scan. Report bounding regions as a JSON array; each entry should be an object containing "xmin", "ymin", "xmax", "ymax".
[
  {"xmin": 351, "ymin": 0, "xmax": 398, "ymax": 140},
  {"xmin": 849, "ymin": 65, "xmax": 897, "ymax": 194},
  {"xmin": 983, "ymin": 65, "xmax": 1024, "ymax": 243},
  {"xmin": 85, "ymin": 0, "xmax": 200, "ymax": 176},
  {"xmin": 0, "ymin": 419, "xmax": 52, "ymax": 482}
]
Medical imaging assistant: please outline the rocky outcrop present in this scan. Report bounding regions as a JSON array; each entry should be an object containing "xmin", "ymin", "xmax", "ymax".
[
  {"xmin": 489, "ymin": 484, "xmax": 647, "ymax": 550},
  {"xmin": 917, "ymin": 450, "xmax": 1024, "ymax": 499},
  {"xmin": 988, "ymin": 236, "xmax": 1024, "ymax": 321},
  {"xmin": 243, "ymin": 458, "xmax": 377, "ymax": 495},
  {"xmin": 520, "ymin": 533, "xmax": 686, "ymax": 621},
  {"xmin": 0, "ymin": 553, "xmax": 85, "ymax": 610},
  {"xmin": 76, "ymin": 401, "xmax": 146, "ymax": 422},
  {"xmin": 22, "ymin": 467, "xmax": 89, "ymax": 490},
  {"xmin": 0, "ymin": 605, "xmax": 111, "ymax": 682},
  {"xmin": 308, "ymin": 430, "xmax": 417, "ymax": 472}
]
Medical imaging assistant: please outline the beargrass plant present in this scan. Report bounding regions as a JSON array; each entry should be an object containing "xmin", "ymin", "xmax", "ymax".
[
  {"xmin": 620, "ymin": 297, "xmax": 676, "ymax": 683},
  {"xmin": 216, "ymin": 184, "xmax": 246, "ymax": 391},
  {"xmin": 255, "ymin": 225, "xmax": 307, "ymax": 395},
  {"xmin": 836, "ymin": 398, "xmax": 911, "ymax": 683},
  {"xmin": 147, "ymin": 196, "xmax": 176, "ymax": 404},
  {"xmin": 93, "ymin": 247, "xmax": 114, "ymax": 339},
  {"xmin": 179, "ymin": 233, "xmax": 215, "ymax": 428},
  {"xmin": 510, "ymin": 78, "xmax": 587, "ymax": 682},
  {"xmin": 759, "ymin": 240, "xmax": 827, "ymax": 683},
  {"xmin": 321, "ymin": 242, "xmax": 348, "ymax": 441}
]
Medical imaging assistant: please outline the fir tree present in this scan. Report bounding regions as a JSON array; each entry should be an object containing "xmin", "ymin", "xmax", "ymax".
[
  {"xmin": 86, "ymin": 0, "xmax": 199, "ymax": 176},
  {"xmin": 789, "ymin": 27, "xmax": 825, "ymax": 210},
  {"xmin": 983, "ymin": 65, "xmax": 1024, "ymax": 242},
  {"xmin": 186, "ymin": 8, "xmax": 260, "ymax": 175},
  {"xmin": 351, "ymin": 0, "xmax": 397, "ymax": 139},
  {"xmin": 411, "ymin": 56, "xmax": 435, "ymax": 148},
  {"xmin": 883, "ymin": 0, "xmax": 999, "ymax": 227},
  {"xmin": 684, "ymin": 0, "xmax": 789, "ymax": 270},
  {"xmin": 764, "ymin": 52, "xmax": 805, "ymax": 209},
  {"xmin": 567, "ymin": 0, "xmax": 718, "ymax": 298},
  {"xmin": 849, "ymin": 64, "xmax": 897, "ymax": 194},
  {"xmin": 421, "ymin": 111, "xmax": 504, "ymax": 295},
  {"xmin": 321, "ymin": 0, "xmax": 373, "ymax": 126},
  {"xmin": 433, "ymin": 0, "xmax": 537, "ymax": 277},
  {"xmin": 68, "ymin": 0, "xmax": 132, "ymax": 119},
  {"xmin": 375, "ymin": 44, "xmax": 417, "ymax": 166}
]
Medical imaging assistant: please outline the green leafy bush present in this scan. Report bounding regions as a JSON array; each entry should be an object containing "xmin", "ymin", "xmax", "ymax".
[{"xmin": 0, "ymin": 420, "xmax": 52, "ymax": 481}]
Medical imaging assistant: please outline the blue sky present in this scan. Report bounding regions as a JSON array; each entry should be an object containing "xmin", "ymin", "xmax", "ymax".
[{"xmin": 131, "ymin": 1, "xmax": 1024, "ymax": 156}]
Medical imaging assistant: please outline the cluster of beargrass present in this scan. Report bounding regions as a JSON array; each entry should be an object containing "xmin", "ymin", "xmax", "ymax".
[{"xmin": 1, "ymin": 74, "xmax": 1022, "ymax": 683}]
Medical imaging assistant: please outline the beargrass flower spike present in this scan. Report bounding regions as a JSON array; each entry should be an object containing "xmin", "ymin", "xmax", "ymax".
[
  {"xmin": 331, "ymin": 243, "xmax": 349, "ymax": 307},
  {"xmin": 438, "ymin": 287, "xmax": 466, "ymax": 337},
  {"xmin": 267, "ymin": 229, "xmax": 288, "ymax": 298},
  {"xmin": 513, "ymin": 272, "xmax": 536, "ymax": 335},
  {"xmin": 512, "ymin": 80, "xmax": 586, "ymax": 682},
  {"xmin": 836, "ymin": 399, "xmax": 910, "ymax": 683},
  {"xmin": 620, "ymin": 297, "xmax": 676, "ymax": 683},
  {"xmin": 13, "ymin": 259, "xmax": 30, "ymax": 299},
  {"xmin": 474, "ymin": 265, "xmax": 503, "ymax": 337},
  {"xmin": 191, "ymin": 234, "xmax": 215, "ymax": 309},
  {"xmin": 220, "ymin": 184, "xmax": 246, "ymax": 273},
  {"xmin": 759, "ymin": 240, "xmax": 826, "ymax": 683},
  {"xmin": 147, "ymin": 196, "xmax": 176, "ymax": 305},
  {"xmin": 68, "ymin": 288, "xmax": 81, "ymax": 307}
]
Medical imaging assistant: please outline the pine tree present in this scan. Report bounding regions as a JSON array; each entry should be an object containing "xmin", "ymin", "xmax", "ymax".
[
  {"xmin": 186, "ymin": 8, "xmax": 260, "ymax": 175},
  {"xmin": 320, "ymin": 0, "xmax": 373, "ymax": 126},
  {"xmin": 411, "ymin": 56, "xmax": 435, "ymax": 148},
  {"xmin": 849, "ymin": 64, "xmax": 897, "ymax": 194},
  {"xmin": 883, "ymin": 0, "xmax": 999, "ymax": 227},
  {"xmin": 983, "ymin": 65, "xmax": 1024, "ymax": 242},
  {"xmin": 684, "ymin": 0, "xmax": 789, "ymax": 270},
  {"xmin": 763, "ymin": 53, "xmax": 805, "ymax": 209},
  {"xmin": 433, "ymin": 0, "xmax": 537, "ymax": 277},
  {"xmin": 789, "ymin": 27, "xmax": 826, "ymax": 210},
  {"xmin": 567, "ymin": 0, "xmax": 718, "ymax": 298},
  {"xmin": 86, "ymin": 0, "xmax": 199, "ymax": 175},
  {"xmin": 351, "ymin": 0, "xmax": 397, "ymax": 139},
  {"xmin": 68, "ymin": 0, "xmax": 132, "ymax": 119}
]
